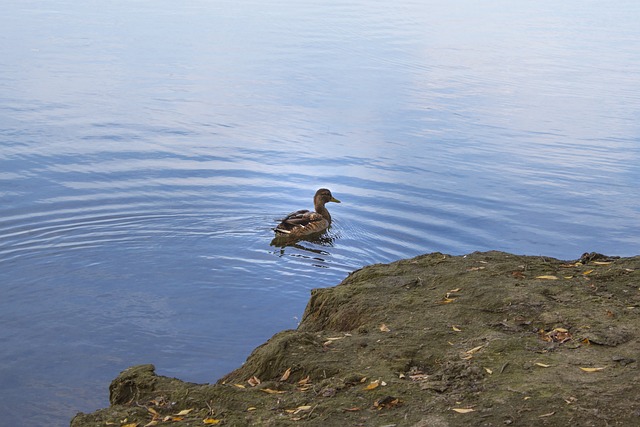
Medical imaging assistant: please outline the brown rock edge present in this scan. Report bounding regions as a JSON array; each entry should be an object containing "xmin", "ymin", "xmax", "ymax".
[{"xmin": 71, "ymin": 251, "xmax": 640, "ymax": 426}]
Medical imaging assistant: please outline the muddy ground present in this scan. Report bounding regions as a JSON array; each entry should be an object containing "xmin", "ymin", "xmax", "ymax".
[{"xmin": 71, "ymin": 251, "xmax": 640, "ymax": 426}]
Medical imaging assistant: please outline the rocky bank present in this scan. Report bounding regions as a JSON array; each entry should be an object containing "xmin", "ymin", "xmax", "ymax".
[{"xmin": 71, "ymin": 251, "xmax": 640, "ymax": 426}]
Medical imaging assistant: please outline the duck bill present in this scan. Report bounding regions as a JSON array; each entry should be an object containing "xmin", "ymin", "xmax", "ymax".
[{"xmin": 330, "ymin": 197, "xmax": 341, "ymax": 203}]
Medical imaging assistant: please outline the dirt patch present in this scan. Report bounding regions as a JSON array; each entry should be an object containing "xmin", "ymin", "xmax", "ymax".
[{"xmin": 71, "ymin": 251, "xmax": 640, "ymax": 426}]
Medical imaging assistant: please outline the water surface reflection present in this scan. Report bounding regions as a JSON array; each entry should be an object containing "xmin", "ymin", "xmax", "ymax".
[{"xmin": 1, "ymin": 1, "xmax": 639, "ymax": 426}]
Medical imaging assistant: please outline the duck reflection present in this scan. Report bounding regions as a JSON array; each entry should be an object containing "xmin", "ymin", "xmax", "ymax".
[{"xmin": 270, "ymin": 231, "xmax": 337, "ymax": 259}]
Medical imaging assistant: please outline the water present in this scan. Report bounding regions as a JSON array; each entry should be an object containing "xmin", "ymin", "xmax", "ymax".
[{"xmin": 1, "ymin": 0, "xmax": 639, "ymax": 425}]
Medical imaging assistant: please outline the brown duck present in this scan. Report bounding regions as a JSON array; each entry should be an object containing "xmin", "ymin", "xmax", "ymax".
[{"xmin": 274, "ymin": 188, "xmax": 341, "ymax": 237}]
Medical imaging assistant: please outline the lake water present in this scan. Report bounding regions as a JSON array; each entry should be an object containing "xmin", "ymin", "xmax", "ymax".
[{"xmin": 1, "ymin": 0, "xmax": 639, "ymax": 425}]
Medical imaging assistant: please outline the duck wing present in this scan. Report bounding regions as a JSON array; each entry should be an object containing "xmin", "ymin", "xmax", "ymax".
[{"xmin": 275, "ymin": 210, "xmax": 325, "ymax": 234}]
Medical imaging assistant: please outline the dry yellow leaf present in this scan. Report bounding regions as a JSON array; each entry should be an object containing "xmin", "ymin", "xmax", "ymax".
[
  {"xmin": 203, "ymin": 419, "xmax": 221, "ymax": 425},
  {"xmin": 121, "ymin": 424, "xmax": 138, "ymax": 427},
  {"xmin": 592, "ymin": 261, "xmax": 612, "ymax": 265},
  {"xmin": 280, "ymin": 367, "xmax": 292, "ymax": 381},
  {"xmin": 560, "ymin": 262, "xmax": 580, "ymax": 268},
  {"xmin": 484, "ymin": 367, "xmax": 493, "ymax": 374},
  {"xmin": 582, "ymin": 269, "xmax": 595, "ymax": 275},
  {"xmin": 536, "ymin": 275, "xmax": 558, "ymax": 280},
  {"xmin": 579, "ymin": 367, "xmax": 606, "ymax": 372},
  {"xmin": 379, "ymin": 324, "xmax": 391, "ymax": 332},
  {"xmin": 364, "ymin": 380, "xmax": 380, "ymax": 390},
  {"xmin": 247, "ymin": 376, "xmax": 261, "ymax": 387},
  {"xmin": 441, "ymin": 297, "xmax": 456, "ymax": 304},
  {"xmin": 449, "ymin": 288, "xmax": 462, "ymax": 293},
  {"xmin": 175, "ymin": 409, "xmax": 193, "ymax": 416},
  {"xmin": 452, "ymin": 408, "xmax": 475, "ymax": 413},
  {"xmin": 234, "ymin": 384, "xmax": 246, "ymax": 389},
  {"xmin": 535, "ymin": 363, "xmax": 551, "ymax": 368},
  {"xmin": 452, "ymin": 325, "xmax": 462, "ymax": 332},
  {"xmin": 261, "ymin": 388, "xmax": 287, "ymax": 394},
  {"xmin": 298, "ymin": 375, "xmax": 311, "ymax": 385},
  {"xmin": 465, "ymin": 345, "xmax": 484, "ymax": 354},
  {"xmin": 247, "ymin": 407, "xmax": 257, "ymax": 411}
]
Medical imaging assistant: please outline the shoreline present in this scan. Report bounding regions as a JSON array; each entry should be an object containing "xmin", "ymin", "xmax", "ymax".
[{"xmin": 71, "ymin": 251, "xmax": 640, "ymax": 426}]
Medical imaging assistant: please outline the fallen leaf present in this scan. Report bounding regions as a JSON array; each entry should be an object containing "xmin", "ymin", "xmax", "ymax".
[
  {"xmin": 247, "ymin": 376, "xmax": 261, "ymax": 387},
  {"xmin": 452, "ymin": 325, "xmax": 462, "ymax": 332},
  {"xmin": 579, "ymin": 367, "xmax": 606, "ymax": 372},
  {"xmin": 203, "ymin": 419, "xmax": 221, "ymax": 425},
  {"xmin": 379, "ymin": 324, "xmax": 391, "ymax": 332},
  {"xmin": 280, "ymin": 367, "xmax": 292, "ymax": 382},
  {"xmin": 465, "ymin": 345, "xmax": 484, "ymax": 354},
  {"xmin": 539, "ymin": 412, "xmax": 555, "ymax": 418},
  {"xmin": 484, "ymin": 367, "xmax": 493, "ymax": 374},
  {"xmin": 536, "ymin": 275, "xmax": 558, "ymax": 280},
  {"xmin": 298, "ymin": 376, "xmax": 311, "ymax": 385},
  {"xmin": 449, "ymin": 288, "xmax": 462, "ymax": 293},
  {"xmin": 121, "ymin": 424, "xmax": 138, "ymax": 427},
  {"xmin": 452, "ymin": 408, "xmax": 475, "ymax": 413},
  {"xmin": 535, "ymin": 363, "xmax": 551, "ymax": 368},
  {"xmin": 147, "ymin": 407, "xmax": 159, "ymax": 416},
  {"xmin": 560, "ymin": 262, "xmax": 579, "ymax": 268},
  {"xmin": 374, "ymin": 396, "xmax": 401, "ymax": 408},
  {"xmin": 364, "ymin": 380, "xmax": 380, "ymax": 390},
  {"xmin": 441, "ymin": 297, "xmax": 456, "ymax": 304},
  {"xmin": 543, "ymin": 327, "xmax": 572, "ymax": 343},
  {"xmin": 261, "ymin": 388, "xmax": 287, "ymax": 394},
  {"xmin": 247, "ymin": 407, "xmax": 257, "ymax": 411},
  {"xmin": 234, "ymin": 384, "xmax": 246, "ymax": 389},
  {"xmin": 175, "ymin": 409, "xmax": 193, "ymax": 416},
  {"xmin": 592, "ymin": 261, "xmax": 612, "ymax": 265},
  {"xmin": 582, "ymin": 269, "xmax": 594, "ymax": 275}
]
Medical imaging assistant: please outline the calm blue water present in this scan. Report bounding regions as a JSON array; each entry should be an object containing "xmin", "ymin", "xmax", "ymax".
[{"xmin": 1, "ymin": 0, "xmax": 639, "ymax": 425}]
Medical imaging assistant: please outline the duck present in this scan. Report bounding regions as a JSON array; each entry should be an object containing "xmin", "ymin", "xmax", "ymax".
[{"xmin": 274, "ymin": 188, "xmax": 341, "ymax": 237}]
